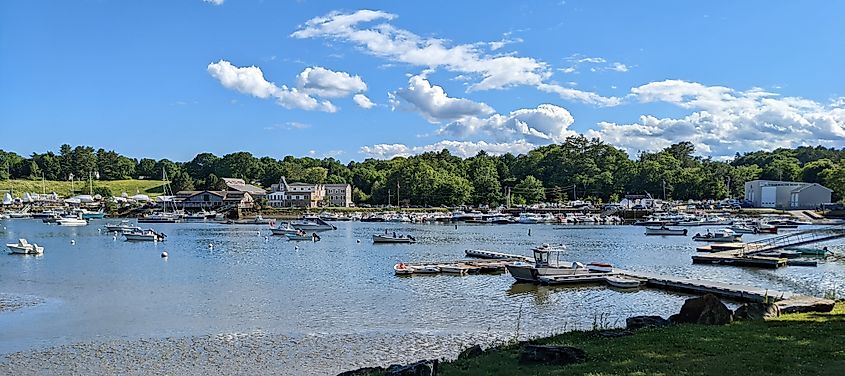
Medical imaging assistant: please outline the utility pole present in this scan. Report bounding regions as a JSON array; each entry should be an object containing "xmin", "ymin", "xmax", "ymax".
[
  {"xmin": 397, "ymin": 181, "xmax": 400, "ymax": 208},
  {"xmin": 387, "ymin": 189, "xmax": 391, "ymax": 207},
  {"xmin": 507, "ymin": 187, "xmax": 511, "ymax": 208},
  {"xmin": 572, "ymin": 184, "xmax": 577, "ymax": 201},
  {"xmin": 662, "ymin": 179, "xmax": 666, "ymax": 200},
  {"xmin": 726, "ymin": 176, "xmax": 731, "ymax": 198}
]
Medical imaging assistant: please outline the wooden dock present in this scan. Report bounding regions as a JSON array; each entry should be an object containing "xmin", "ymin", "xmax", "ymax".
[{"xmin": 689, "ymin": 226, "xmax": 845, "ymax": 268}]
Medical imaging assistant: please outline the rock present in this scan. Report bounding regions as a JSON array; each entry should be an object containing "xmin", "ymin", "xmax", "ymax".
[
  {"xmin": 519, "ymin": 345, "xmax": 586, "ymax": 366},
  {"xmin": 385, "ymin": 359, "xmax": 438, "ymax": 376},
  {"xmin": 595, "ymin": 329, "xmax": 632, "ymax": 338},
  {"xmin": 734, "ymin": 302, "xmax": 780, "ymax": 321},
  {"xmin": 337, "ymin": 367, "xmax": 385, "ymax": 376},
  {"xmin": 457, "ymin": 344, "xmax": 483, "ymax": 360},
  {"xmin": 625, "ymin": 315, "xmax": 671, "ymax": 330},
  {"xmin": 775, "ymin": 297, "xmax": 835, "ymax": 314},
  {"xmin": 671, "ymin": 294, "xmax": 733, "ymax": 325}
]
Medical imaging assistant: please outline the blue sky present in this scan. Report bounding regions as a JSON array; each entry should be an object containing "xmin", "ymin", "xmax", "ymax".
[{"xmin": 1, "ymin": 0, "xmax": 843, "ymax": 162}]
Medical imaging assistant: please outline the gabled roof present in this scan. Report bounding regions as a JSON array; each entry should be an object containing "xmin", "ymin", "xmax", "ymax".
[{"xmin": 791, "ymin": 183, "xmax": 833, "ymax": 193}]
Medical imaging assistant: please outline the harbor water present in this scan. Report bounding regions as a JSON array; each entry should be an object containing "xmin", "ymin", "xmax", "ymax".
[{"xmin": 1, "ymin": 219, "xmax": 843, "ymax": 373}]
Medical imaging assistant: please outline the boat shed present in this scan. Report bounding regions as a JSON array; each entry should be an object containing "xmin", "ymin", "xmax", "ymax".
[{"xmin": 744, "ymin": 180, "xmax": 832, "ymax": 209}]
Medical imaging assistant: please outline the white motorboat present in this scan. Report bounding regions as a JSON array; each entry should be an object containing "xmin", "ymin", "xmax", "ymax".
[
  {"xmin": 123, "ymin": 229, "xmax": 166, "ymax": 241},
  {"xmin": 517, "ymin": 213, "xmax": 542, "ymax": 224},
  {"xmin": 104, "ymin": 220, "xmax": 142, "ymax": 233},
  {"xmin": 692, "ymin": 228, "xmax": 742, "ymax": 242},
  {"xmin": 138, "ymin": 212, "xmax": 181, "ymax": 223},
  {"xmin": 285, "ymin": 232, "xmax": 320, "ymax": 241},
  {"xmin": 291, "ymin": 216, "xmax": 336, "ymax": 231},
  {"xmin": 394, "ymin": 262, "xmax": 414, "ymax": 275},
  {"xmin": 644, "ymin": 226, "xmax": 688, "ymax": 236},
  {"xmin": 531, "ymin": 243, "xmax": 567, "ymax": 252},
  {"xmin": 729, "ymin": 224, "xmax": 758, "ymax": 234},
  {"xmin": 6, "ymin": 239, "xmax": 43, "ymax": 255},
  {"xmin": 506, "ymin": 245, "xmax": 585, "ymax": 283},
  {"xmin": 372, "ymin": 234, "xmax": 416, "ymax": 244},
  {"xmin": 270, "ymin": 221, "xmax": 298, "ymax": 235},
  {"xmin": 605, "ymin": 276, "xmax": 641, "ymax": 289},
  {"xmin": 6, "ymin": 210, "xmax": 32, "ymax": 219},
  {"xmin": 57, "ymin": 216, "xmax": 88, "ymax": 226}
]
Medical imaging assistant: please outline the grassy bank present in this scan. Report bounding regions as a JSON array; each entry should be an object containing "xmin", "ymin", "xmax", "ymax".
[
  {"xmin": 440, "ymin": 302, "xmax": 845, "ymax": 375},
  {"xmin": 0, "ymin": 179, "xmax": 166, "ymax": 197}
]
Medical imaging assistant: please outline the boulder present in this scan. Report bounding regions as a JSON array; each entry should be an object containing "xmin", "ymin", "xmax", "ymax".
[
  {"xmin": 775, "ymin": 298, "xmax": 835, "ymax": 314},
  {"xmin": 385, "ymin": 359, "xmax": 438, "ymax": 376},
  {"xmin": 671, "ymin": 294, "xmax": 733, "ymax": 325},
  {"xmin": 734, "ymin": 302, "xmax": 780, "ymax": 321},
  {"xmin": 457, "ymin": 344, "xmax": 483, "ymax": 360},
  {"xmin": 625, "ymin": 315, "xmax": 671, "ymax": 330},
  {"xmin": 519, "ymin": 345, "xmax": 586, "ymax": 366}
]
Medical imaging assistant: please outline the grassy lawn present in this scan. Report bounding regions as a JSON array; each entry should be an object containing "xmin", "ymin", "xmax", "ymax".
[
  {"xmin": 440, "ymin": 302, "xmax": 845, "ymax": 376},
  {"xmin": 0, "ymin": 179, "xmax": 166, "ymax": 197}
]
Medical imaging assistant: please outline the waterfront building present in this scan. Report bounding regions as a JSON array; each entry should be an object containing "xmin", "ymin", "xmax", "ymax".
[
  {"xmin": 175, "ymin": 190, "xmax": 254, "ymax": 210},
  {"xmin": 221, "ymin": 178, "xmax": 267, "ymax": 200},
  {"xmin": 744, "ymin": 180, "xmax": 832, "ymax": 209},
  {"xmin": 324, "ymin": 184, "xmax": 353, "ymax": 207},
  {"xmin": 268, "ymin": 176, "xmax": 325, "ymax": 208}
]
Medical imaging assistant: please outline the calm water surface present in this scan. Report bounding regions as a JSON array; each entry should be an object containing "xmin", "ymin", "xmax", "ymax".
[{"xmin": 1, "ymin": 219, "xmax": 843, "ymax": 354}]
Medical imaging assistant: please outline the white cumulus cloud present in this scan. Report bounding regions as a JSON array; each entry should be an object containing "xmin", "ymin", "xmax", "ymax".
[
  {"xmin": 296, "ymin": 66, "xmax": 368, "ymax": 97},
  {"xmin": 441, "ymin": 104, "xmax": 577, "ymax": 144},
  {"xmin": 353, "ymin": 94, "xmax": 375, "ymax": 109},
  {"xmin": 392, "ymin": 75, "xmax": 495, "ymax": 122},
  {"xmin": 360, "ymin": 140, "xmax": 537, "ymax": 159},
  {"xmin": 203, "ymin": 0, "xmax": 224, "ymax": 5},
  {"xmin": 588, "ymin": 80, "xmax": 845, "ymax": 157},
  {"xmin": 207, "ymin": 60, "xmax": 337, "ymax": 112}
]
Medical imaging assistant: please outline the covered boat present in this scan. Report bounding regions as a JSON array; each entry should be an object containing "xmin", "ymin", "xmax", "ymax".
[
  {"xmin": 505, "ymin": 245, "xmax": 585, "ymax": 283},
  {"xmin": 291, "ymin": 216, "xmax": 336, "ymax": 231},
  {"xmin": 270, "ymin": 221, "xmax": 298, "ymax": 235},
  {"xmin": 372, "ymin": 234, "xmax": 416, "ymax": 243},
  {"xmin": 644, "ymin": 226, "xmax": 688, "ymax": 236}
]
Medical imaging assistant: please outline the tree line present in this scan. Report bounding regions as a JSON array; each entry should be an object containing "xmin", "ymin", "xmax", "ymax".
[{"xmin": 1, "ymin": 139, "xmax": 844, "ymax": 205}]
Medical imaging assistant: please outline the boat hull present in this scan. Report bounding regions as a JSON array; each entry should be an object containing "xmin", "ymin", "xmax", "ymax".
[
  {"xmin": 372, "ymin": 235, "xmax": 415, "ymax": 243},
  {"xmin": 644, "ymin": 227, "xmax": 688, "ymax": 236},
  {"xmin": 505, "ymin": 263, "xmax": 583, "ymax": 283}
]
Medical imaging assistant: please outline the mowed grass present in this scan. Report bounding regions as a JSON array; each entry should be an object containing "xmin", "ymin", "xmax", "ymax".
[
  {"xmin": 0, "ymin": 179, "xmax": 166, "ymax": 197},
  {"xmin": 440, "ymin": 302, "xmax": 845, "ymax": 376}
]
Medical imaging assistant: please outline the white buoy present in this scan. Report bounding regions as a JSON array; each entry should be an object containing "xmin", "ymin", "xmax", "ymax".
[
  {"xmin": 161, "ymin": 251, "xmax": 168, "ymax": 258},
  {"xmin": 112, "ymin": 235, "xmax": 117, "ymax": 240},
  {"xmin": 98, "ymin": 228, "xmax": 101, "ymax": 233},
  {"xmin": 257, "ymin": 231, "xmax": 261, "ymax": 236},
  {"xmin": 294, "ymin": 246, "xmax": 299, "ymax": 250},
  {"xmin": 356, "ymin": 239, "xmax": 361, "ymax": 243},
  {"xmin": 70, "ymin": 240, "xmax": 76, "ymax": 245},
  {"xmin": 208, "ymin": 243, "xmax": 213, "ymax": 249},
  {"xmin": 264, "ymin": 236, "xmax": 269, "ymax": 241}
]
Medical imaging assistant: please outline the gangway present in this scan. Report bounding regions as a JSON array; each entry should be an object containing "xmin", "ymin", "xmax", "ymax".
[{"xmin": 742, "ymin": 225, "xmax": 845, "ymax": 256}]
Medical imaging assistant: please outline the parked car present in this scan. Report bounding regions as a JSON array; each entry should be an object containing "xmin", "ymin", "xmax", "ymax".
[{"xmin": 631, "ymin": 204, "xmax": 646, "ymax": 210}]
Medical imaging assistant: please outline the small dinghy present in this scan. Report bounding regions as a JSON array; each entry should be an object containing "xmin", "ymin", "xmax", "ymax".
[
  {"xmin": 286, "ymin": 232, "xmax": 320, "ymax": 241},
  {"xmin": 438, "ymin": 263, "xmax": 471, "ymax": 274},
  {"xmin": 372, "ymin": 234, "xmax": 416, "ymax": 244},
  {"xmin": 394, "ymin": 262, "xmax": 414, "ymax": 275},
  {"xmin": 605, "ymin": 276, "xmax": 641, "ymax": 289},
  {"xmin": 644, "ymin": 226, "xmax": 688, "ymax": 236},
  {"xmin": 411, "ymin": 265, "xmax": 440, "ymax": 274},
  {"xmin": 729, "ymin": 224, "xmax": 758, "ymax": 234},
  {"xmin": 586, "ymin": 262, "xmax": 613, "ymax": 273},
  {"xmin": 6, "ymin": 239, "xmax": 44, "ymax": 255}
]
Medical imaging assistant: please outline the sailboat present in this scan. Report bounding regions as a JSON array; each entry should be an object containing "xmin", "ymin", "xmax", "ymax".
[{"xmin": 138, "ymin": 168, "xmax": 181, "ymax": 223}]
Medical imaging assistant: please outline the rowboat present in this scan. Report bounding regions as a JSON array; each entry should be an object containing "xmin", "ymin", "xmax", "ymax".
[
  {"xmin": 644, "ymin": 226, "xmax": 688, "ymax": 236},
  {"xmin": 605, "ymin": 276, "xmax": 641, "ymax": 289},
  {"xmin": 372, "ymin": 234, "xmax": 416, "ymax": 243},
  {"xmin": 286, "ymin": 233, "xmax": 319, "ymax": 241},
  {"xmin": 438, "ymin": 264, "xmax": 472, "ymax": 274}
]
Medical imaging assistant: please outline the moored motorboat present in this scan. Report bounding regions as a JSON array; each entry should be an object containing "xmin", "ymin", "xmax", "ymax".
[
  {"xmin": 506, "ymin": 245, "xmax": 586, "ymax": 283},
  {"xmin": 644, "ymin": 226, "xmax": 688, "ymax": 236},
  {"xmin": 57, "ymin": 216, "xmax": 88, "ymax": 226},
  {"xmin": 6, "ymin": 239, "xmax": 44, "ymax": 255},
  {"xmin": 692, "ymin": 229, "xmax": 742, "ymax": 242},
  {"xmin": 438, "ymin": 263, "xmax": 472, "ymax": 274},
  {"xmin": 285, "ymin": 232, "xmax": 320, "ymax": 241},
  {"xmin": 104, "ymin": 220, "xmax": 142, "ymax": 233},
  {"xmin": 270, "ymin": 221, "xmax": 298, "ymax": 235},
  {"xmin": 138, "ymin": 212, "xmax": 181, "ymax": 223},
  {"xmin": 729, "ymin": 224, "xmax": 758, "ymax": 234},
  {"xmin": 291, "ymin": 216, "xmax": 336, "ymax": 231},
  {"xmin": 123, "ymin": 229, "xmax": 166, "ymax": 241}
]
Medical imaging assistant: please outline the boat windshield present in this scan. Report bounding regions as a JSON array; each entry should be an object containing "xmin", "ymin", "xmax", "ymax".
[{"xmin": 533, "ymin": 249, "xmax": 567, "ymax": 267}]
